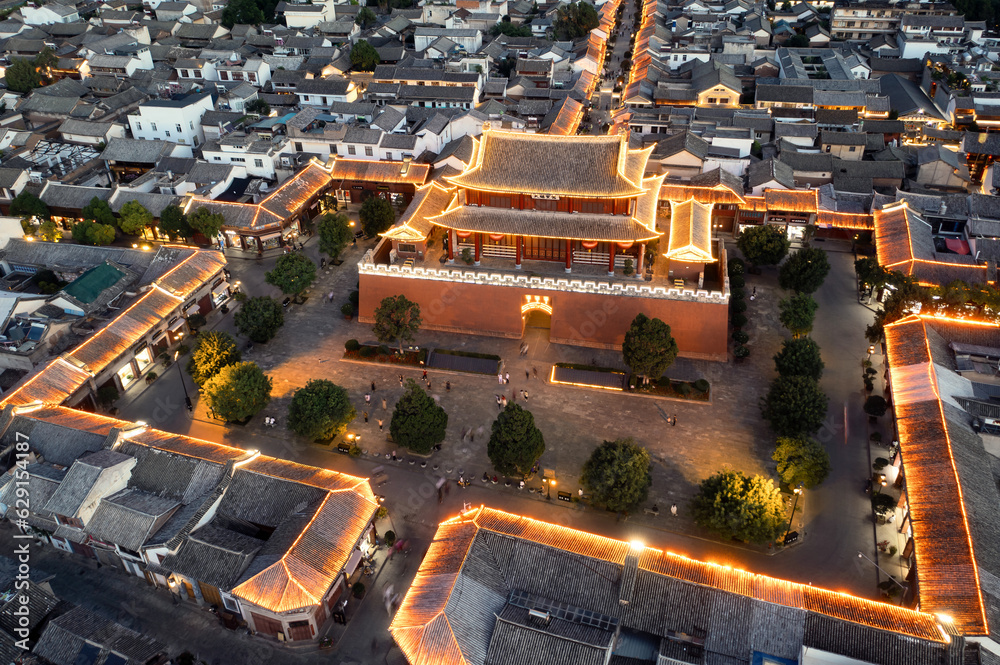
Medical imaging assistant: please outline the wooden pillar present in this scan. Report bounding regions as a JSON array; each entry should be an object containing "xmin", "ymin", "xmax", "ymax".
[
  {"xmin": 515, "ymin": 235, "xmax": 522, "ymax": 268},
  {"xmin": 608, "ymin": 242, "xmax": 616, "ymax": 275},
  {"xmin": 565, "ymin": 239, "xmax": 572, "ymax": 272},
  {"xmin": 474, "ymin": 233, "xmax": 481, "ymax": 265},
  {"xmin": 447, "ymin": 229, "xmax": 455, "ymax": 262},
  {"xmin": 636, "ymin": 246, "xmax": 645, "ymax": 279}
]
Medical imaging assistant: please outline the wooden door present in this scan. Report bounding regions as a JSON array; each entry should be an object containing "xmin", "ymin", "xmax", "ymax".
[{"xmin": 198, "ymin": 582, "xmax": 223, "ymax": 607}]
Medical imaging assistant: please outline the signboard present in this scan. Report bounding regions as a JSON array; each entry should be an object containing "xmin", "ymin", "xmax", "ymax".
[{"xmin": 557, "ymin": 491, "xmax": 572, "ymax": 502}]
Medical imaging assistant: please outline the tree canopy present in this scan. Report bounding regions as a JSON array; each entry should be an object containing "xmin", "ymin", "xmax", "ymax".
[
  {"xmin": 581, "ymin": 438, "xmax": 652, "ymax": 513},
  {"xmin": 187, "ymin": 207, "xmax": 226, "ymax": 239},
  {"xmin": 158, "ymin": 205, "xmax": 192, "ymax": 241},
  {"xmin": 82, "ymin": 197, "xmax": 116, "ymax": 227},
  {"xmin": 245, "ymin": 98, "xmax": 270, "ymax": 116},
  {"xmin": 359, "ymin": 196, "xmax": 395, "ymax": 236},
  {"xmin": 356, "ymin": 6, "xmax": 377, "ymax": 27},
  {"xmin": 491, "ymin": 21, "xmax": 533, "ymax": 37},
  {"xmin": 202, "ymin": 361, "xmax": 272, "ymax": 423},
  {"xmin": 773, "ymin": 436, "xmax": 830, "ymax": 489},
  {"xmin": 288, "ymin": 379, "xmax": 356, "ymax": 441},
  {"xmin": 622, "ymin": 313, "xmax": 678, "ymax": 380},
  {"xmin": 373, "ymin": 294, "xmax": 421, "ymax": 352},
  {"xmin": 265, "ymin": 252, "xmax": 316, "ymax": 295},
  {"xmin": 786, "ymin": 33, "xmax": 810, "ymax": 48},
  {"xmin": 690, "ymin": 470, "xmax": 786, "ymax": 544},
  {"xmin": 390, "ymin": 379, "xmax": 449, "ymax": 453},
  {"xmin": 186, "ymin": 331, "xmax": 242, "ymax": 387},
  {"xmin": 72, "ymin": 220, "xmax": 115, "ymax": 246},
  {"xmin": 855, "ymin": 257, "xmax": 893, "ymax": 293},
  {"xmin": 487, "ymin": 403, "xmax": 545, "ymax": 477},
  {"xmin": 4, "ymin": 58, "xmax": 41, "ymax": 94},
  {"xmin": 235, "ymin": 296, "xmax": 285, "ymax": 343},
  {"xmin": 221, "ymin": 0, "xmax": 265, "ymax": 28},
  {"xmin": 10, "ymin": 191, "xmax": 48, "ymax": 221},
  {"xmin": 318, "ymin": 213, "xmax": 353, "ymax": 260},
  {"xmin": 350, "ymin": 39, "xmax": 381, "ymax": 71},
  {"xmin": 761, "ymin": 375, "xmax": 829, "ymax": 437},
  {"xmin": 778, "ymin": 247, "xmax": 830, "ymax": 294},
  {"xmin": 737, "ymin": 225, "xmax": 790, "ymax": 267},
  {"xmin": 36, "ymin": 220, "xmax": 61, "ymax": 242},
  {"xmin": 773, "ymin": 337, "xmax": 824, "ymax": 381},
  {"xmin": 553, "ymin": 1, "xmax": 599, "ymax": 39},
  {"xmin": 118, "ymin": 200, "xmax": 154, "ymax": 236},
  {"xmin": 778, "ymin": 293, "xmax": 818, "ymax": 337}
]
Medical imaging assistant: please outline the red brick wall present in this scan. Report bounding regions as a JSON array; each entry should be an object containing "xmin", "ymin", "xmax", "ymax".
[{"xmin": 359, "ymin": 274, "xmax": 729, "ymax": 360}]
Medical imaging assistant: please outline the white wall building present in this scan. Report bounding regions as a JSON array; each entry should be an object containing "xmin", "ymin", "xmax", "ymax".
[{"xmin": 127, "ymin": 92, "xmax": 215, "ymax": 148}]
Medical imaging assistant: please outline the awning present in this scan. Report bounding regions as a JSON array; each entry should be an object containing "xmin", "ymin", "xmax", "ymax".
[
  {"xmin": 212, "ymin": 281, "xmax": 230, "ymax": 296},
  {"xmin": 945, "ymin": 238, "xmax": 971, "ymax": 255},
  {"xmin": 260, "ymin": 232, "xmax": 281, "ymax": 242},
  {"xmin": 169, "ymin": 318, "xmax": 187, "ymax": 332}
]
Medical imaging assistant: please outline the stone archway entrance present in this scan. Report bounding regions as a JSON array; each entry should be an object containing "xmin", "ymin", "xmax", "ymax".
[{"xmin": 521, "ymin": 296, "xmax": 552, "ymax": 347}]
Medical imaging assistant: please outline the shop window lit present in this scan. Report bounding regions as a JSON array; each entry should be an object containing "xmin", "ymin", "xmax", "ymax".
[
  {"xmin": 134, "ymin": 346, "xmax": 153, "ymax": 372},
  {"xmin": 116, "ymin": 364, "xmax": 137, "ymax": 388}
]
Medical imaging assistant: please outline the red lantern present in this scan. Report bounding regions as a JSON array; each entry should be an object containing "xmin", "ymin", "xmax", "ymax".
[
  {"xmin": 581, "ymin": 240, "xmax": 599, "ymax": 249},
  {"xmin": 456, "ymin": 230, "xmax": 472, "ymax": 238},
  {"xmin": 489, "ymin": 233, "xmax": 505, "ymax": 241},
  {"xmin": 617, "ymin": 241, "xmax": 634, "ymax": 250}
]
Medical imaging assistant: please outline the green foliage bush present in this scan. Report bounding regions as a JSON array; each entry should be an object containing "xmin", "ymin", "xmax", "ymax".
[
  {"xmin": 734, "ymin": 331, "xmax": 749, "ymax": 344},
  {"xmin": 693, "ymin": 379, "xmax": 710, "ymax": 393},
  {"xmin": 728, "ymin": 257, "xmax": 745, "ymax": 275},
  {"xmin": 360, "ymin": 346, "xmax": 376, "ymax": 357},
  {"xmin": 345, "ymin": 339, "xmax": 361, "ymax": 352},
  {"xmin": 731, "ymin": 300, "xmax": 748, "ymax": 314},
  {"xmin": 730, "ymin": 275, "xmax": 745, "ymax": 289},
  {"xmin": 731, "ymin": 313, "xmax": 748, "ymax": 328}
]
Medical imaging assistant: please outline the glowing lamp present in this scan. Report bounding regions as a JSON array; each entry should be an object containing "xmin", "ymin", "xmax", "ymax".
[
  {"xmin": 581, "ymin": 240, "xmax": 599, "ymax": 249},
  {"xmin": 489, "ymin": 233, "xmax": 504, "ymax": 241},
  {"xmin": 629, "ymin": 539, "xmax": 644, "ymax": 551}
]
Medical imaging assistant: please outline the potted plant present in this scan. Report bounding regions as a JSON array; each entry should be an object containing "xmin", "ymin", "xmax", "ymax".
[
  {"xmin": 352, "ymin": 582, "xmax": 365, "ymax": 599},
  {"xmin": 864, "ymin": 395, "xmax": 888, "ymax": 423},
  {"xmin": 734, "ymin": 345, "xmax": 750, "ymax": 360},
  {"xmin": 622, "ymin": 258, "xmax": 634, "ymax": 276},
  {"xmin": 461, "ymin": 248, "xmax": 474, "ymax": 265},
  {"xmin": 341, "ymin": 303, "xmax": 354, "ymax": 320},
  {"xmin": 384, "ymin": 530, "xmax": 396, "ymax": 547},
  {"xmin": 144, "ymin": 372, "xmax": 158, "ymax": 385}
]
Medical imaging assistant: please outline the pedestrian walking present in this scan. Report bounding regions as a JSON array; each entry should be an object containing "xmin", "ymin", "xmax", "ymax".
[
  {"xmin": 533, "ymin": 367, "xmax": 538, "ymax": 379},
  {"xmin": 504, "ymin": 372, "xmax": 510, "ymax": 384},
  {"xmin": 671, "ymin": 415, "xmax": 677, "ymax": 426},
  {"xmin": 365, "ymin": 393, "xmax": 371, "ymax": 405},
  {"xmin": 498, "ymin": 372, "xmax": 504, "ymax": 385},
  {"xmin": 422, "ymin": 370, "xmax": 428, "ymax": 380},
  {"xmin": 378, "ymin": 419, "xmax": 384, "ymax": 432},
  {"xmin": 501, "ymin": 395, "xmax": 507, "ymax": 408},
  {"xmin": 382, "ymin": 397, "xmax": 387, "ymax": 410},
  {"xmin": 525, "ymin": 370, "xmax": 530, "ymax": 381},
  {"xmin": 328, "ymin": 291, "xmax": 334, "ymax": 303},
  {"xmin": 427, "ymin": 380, "xmax": 432, "ymax": 391},
  {"xmin": 446, "ymin": 381, "xmax": 451, "ymax": 391},
  {"xmin": 670, "ymin": 504, "xmax": 677, "ymax": 516},
  {"xmin": 371, "ymin": 381, "xmax": 376, "ymax": 393},
  {"xmin": 523, "ymin": 390, "xmax": 529, "ymax": 401},
  {"xmin": 364, "ymin": 411, "xmax": 369, "ymax": 423}
]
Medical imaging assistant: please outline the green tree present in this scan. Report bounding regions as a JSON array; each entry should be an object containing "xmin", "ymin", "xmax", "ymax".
[
  {"xmin": 4, "ymin": 58, "xmax": 41, "ymax": 94},
  {"xmin": 265, "ymin": 252, "xmax": 316, "ymax": 295},
  {"xmin": 317, "ymin": 212, "xmax": 353, "ymax": 260},
  {"xmin": 187, "ymin": 207, "xmax": 226, "ymax": 239},
  {"xmin": 778, "ymin": 293, "xmax": 818, "ymax": 337},
  {"xmin": 118, "ymin": 200, "xmax": 153, "ymax": 236},
  {"xmin": 288, "ymin": 379, "xmax": 356, "ymax": 441},
  {"xmin": 186, "ymin": 331, "xmax": 242, "ymax": 387},
  {"xmin": 245, "ymin": 98, "xmax": 270, "ymax": 116},
  {"xmin": 622, "ymin": 313, "xmax": 678, "ymax": 381},
  {"xmin": 779, "ymin": 247, "xmax": 830, "ymax": 294},
  {"xmin": 82, "ymin": 197, "xmax": 116, "ymax": 227},
  {"xmin": 581, "ymin": 438, "xmax": 652, "ymax": 513},
  {"xmin": 158, "ymin": 205, "xmax": 192, "ymax": 241},
  {"xmin": 773, "ymin": 436, "xmax": 830, "ymax": 489},
  {"xmin": 690, "ymin": 470, "xmax": 786, "ymax": 544},
  {"xmin": 10, "ymin": 191, "xmax": 48, "ymax": 221},
  {"xmin": 373, "ymin": 294, "xmax": 421, "ymax": 352},
  {"xmin": 761, "ymin": 375, "xmax": 829, "ymax": 437},
  {"xmin": 35, "ymin": 48, "xmax": 57, "ymax": 73},
  {"xmin": 390, "ymin": 379, "xmax": 448, "ymax": 453},
  {"xmin": 356, "ymin": 6, "xmax": 377, "ymax": 27},
  {"xmin": 487, "ymin": 403, "xmax": 545, "ymax": 477},
  {"xmin": 359, "ymin": 196, "xmax": 394, "ymax": 236},
  {"xmin": 72, "ymin": 220, "xmax": 115, "ymax": 246},
  {"xmin": 37, "ymin": 219, "xmax": 61, "ymax": 242},
  {"xmin": 221, "ymin": 0, "xmax": 265, "ymax": 27},
  {"xmin": 350, "ymin": 40, "xmax": 381, "ymax": 71},
  {"xmin": 855, "ymin": 257, "xmax": 891, "ymax": 293},
  {"xmin": 553, "ymin": 1, "xmax": 599, "ymax": 39},
  {"xmin": 737, "ymin": 225, "xmax": 790, "ymax": 268},
  {"xmin": 235, "ymin": 296, "xmax": 285, "ymax": 343},
  {"xmin": 491, "ymin": 21, "xmax": 533, "ymax": 37},
  {"xmin": 773, "ymin": 337, "xmax": 824, "ymax": 380},
  {"xmin": 786, "ymin": 32, "xmax": 810, "ymax": 47},
  {"xmin": 202, "ymin": 361, "xmax": 272, "ymax": 423}
]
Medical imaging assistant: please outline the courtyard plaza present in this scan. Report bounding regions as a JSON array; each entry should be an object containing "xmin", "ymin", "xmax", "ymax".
[{"xmin": 119, "ymin": 234, "xmax": 886, "ymax": 603}]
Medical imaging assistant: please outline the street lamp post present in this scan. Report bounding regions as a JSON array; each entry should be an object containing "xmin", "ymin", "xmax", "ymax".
[
  {"xmin": 545, "ymin": 478, "xmax": 555, "ymax": 501},
  {"xmin": 857, "ymin": 551, "xmax": 906, "ymax": 592},
  {"xmin": 175, "ymin": 351, "xmax": 192, "ymax": 412},
  {"xmin": 784, "ymin": 485, "xmax": 802, "ymax": 541}
]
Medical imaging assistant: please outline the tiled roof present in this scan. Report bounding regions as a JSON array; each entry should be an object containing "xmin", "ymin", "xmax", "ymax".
[
  {"xmin": 330, "ymin": 158, "xmax": 431, "ymax": 185},
  {"xmin": 382, "ymin": 181, "xmax": 453, "ymax": 241},
  {"xmin": 666, "ymin": 199, "xmax": 715, "ymax": 263},
  {"xmin": 447, "ymin": 130, "xmax": 647, "ymax": 198},
  {"xmin": 2, "ymin": 250, "xmax": 225, "ymax": 407},
  {"xmin": 391, "ymin": 507, "xmax": 951, "ymax": 665}
]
